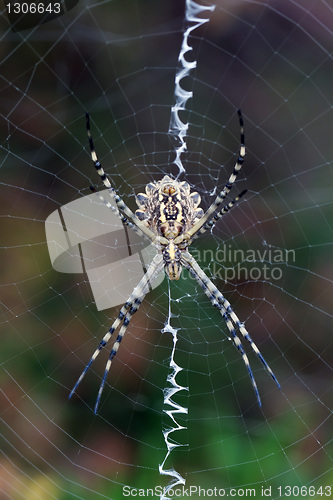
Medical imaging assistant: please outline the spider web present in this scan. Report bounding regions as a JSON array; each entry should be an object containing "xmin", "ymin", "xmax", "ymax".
[{"xmin": 1, "ymin": 0, "xmax": 333, "ymax": 498}]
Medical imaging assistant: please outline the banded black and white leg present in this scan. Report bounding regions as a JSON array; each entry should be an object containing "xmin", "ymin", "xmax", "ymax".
[
  {"xmin": 185, "ymin": 109, "xmax": 246, "ymax": 241},
  {"xmin": 89, "ymin": 185, "xmax": 152, "ymax": 243},
  {"xmin": 69, "ymin": 253, "xmax": 164, "ymax": 413},
  {"xmin": 86, "ymin": 113, "xmax": 156, "ymax": 242},
  {"xmin": 181, "ymin": 251, "xmax": 280, "ymax": 407},
  {"xmin": 190, "ymin": 189, "xmax": 247, "ymax": 242}
]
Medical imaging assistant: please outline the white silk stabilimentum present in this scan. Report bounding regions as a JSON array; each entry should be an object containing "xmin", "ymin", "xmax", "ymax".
[
  {"xmin": 168, "ymin": 0, "xmax": 215, "ymax": 177},
  {"xmin": 161, "ymin": 1, "xmax": 215, "ymax": 495}
]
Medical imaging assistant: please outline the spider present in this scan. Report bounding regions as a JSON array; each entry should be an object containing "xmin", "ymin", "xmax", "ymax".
[{"xmin": 69, "ymin": 110, "xmax": 280, "ymax": 414}]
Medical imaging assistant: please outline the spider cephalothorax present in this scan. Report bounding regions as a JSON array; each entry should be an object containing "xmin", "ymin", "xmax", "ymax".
[{"xmin": 68, "ymin": 111, "xmax": 280, "ymax": 414}]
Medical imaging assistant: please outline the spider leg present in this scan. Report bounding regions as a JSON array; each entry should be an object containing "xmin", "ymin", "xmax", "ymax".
[
  {"xmin": 226, "ymin": 309, "xmax": 280, "ymax": 389},
  {"xmin": 69, "ymin": 253, "xmax": 164, "ymax": 413},
  {"xmin": 89, "ymin": 186, "xmax": 151, "ymax": 243},
  {"xmin": 190, "ymin": 189, "xmax": 247, "ymax": 242},
  {"xmin": 68, "ymin": 301, "xmax": 132, "ymax": 401},
  {"xmin": 93, "ymin": 302, "xmax": 140, "ymax": 414},
  {"xmin": 181, "ymin": 253, "xmax": 261, "ymax": 405},
  {"xmin": 184, "ymin": 110, "xmax": 245, "ymax": 241},
  {"xmin": 181, "ymin": 251, "xmax": 280, "ymax": 406},
  {"xmin": 85, "ymin": 113, "xmax": 156, "ymax": 242}
]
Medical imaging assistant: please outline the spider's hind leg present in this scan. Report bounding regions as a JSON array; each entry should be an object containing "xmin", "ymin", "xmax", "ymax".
[
  {"xmin": 222, "ymin": 312, "xmax": 262, "ymax": 406},
  {"xmin": 227, "ymin": 308, "xmax": 281, "ymax": 389},
  {"xmin": 68, "ymin": 300, "xmax": 132, "ymax": 402},
  {"xmin": 181, "ymin": 251, "xmax": 280, "ymax": 407},
  {"xmin": 69, "ymin": 253, "xmax": 164, "ymax": 413},
  {"xmin": 93, "ymin": 300, "xmax": 142, "ymax": 414}
]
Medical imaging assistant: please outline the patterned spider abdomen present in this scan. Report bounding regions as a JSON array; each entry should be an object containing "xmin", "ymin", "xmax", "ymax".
[{"xmin": 135, "ymin": 175, "xmax": 204, "ymax": 238}]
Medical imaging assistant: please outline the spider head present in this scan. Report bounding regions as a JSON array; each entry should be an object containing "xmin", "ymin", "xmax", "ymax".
[
  {"xmin": 160, "ymin": 183, "xmax": 178, "ymax": 197},
  {"xmin": 163, "ymin": 241, "xmax": 182, "ymax": 280}
]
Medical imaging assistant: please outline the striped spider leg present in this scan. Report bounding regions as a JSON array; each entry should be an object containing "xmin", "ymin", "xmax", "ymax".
[
  {"xmin": 85, "ymin": 113, "xmax": 157, "ymax": 243},
  {"xmin": 89, "ymin": 185, "xmax": 151, "ymax": 244},
  {"xmin": 183, "ymin": 109, "xmax": 246, "ymax": 245},
  {"xmin": 69, "ymin": 110, "xmax": 280, "ymax": 413},
  {"xmin": 190, "ymin": 189, "xmax": 248, "ymax": 242},
  {"xmin": 69, "ymin": 254, "xmax": 164, "ymax": 414},
  {"xmin": 181, "ymin": 252, "xmax": 280, "ymax": 407}
]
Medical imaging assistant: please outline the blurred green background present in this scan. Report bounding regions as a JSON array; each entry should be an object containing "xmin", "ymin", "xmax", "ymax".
[{"xmin": 1, "ymin": 0, "xmax": 332, "ymax": 498}]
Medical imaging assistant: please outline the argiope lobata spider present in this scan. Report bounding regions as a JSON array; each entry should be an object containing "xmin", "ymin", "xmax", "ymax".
[{"xmin": 69, "ymin": 110, "xmax": 280, "ymax": 414}]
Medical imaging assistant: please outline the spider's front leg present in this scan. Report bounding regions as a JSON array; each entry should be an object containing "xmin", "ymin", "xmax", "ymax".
[
  {"xmin": 89, "ymin": 185, "xmax": 152, "ymax": 243},
  {"xmin": 85, "ymin": 113, "xmax": 156, "ymax": 242},
  {"xmin": 185, "ymin": 109, "xmax": 246, "ymax": 242},
  {"xmin": 69, "ymin": 253, "xmax": 164, "ymax": 413},
  {"xmin": 181, "ymin": 251, "xmax": 280, "ymax": 407}
]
